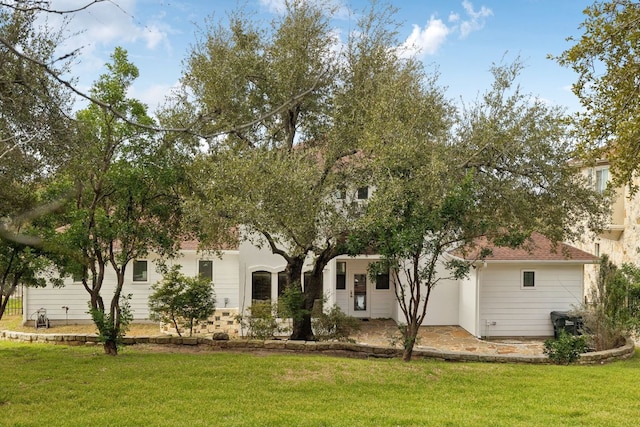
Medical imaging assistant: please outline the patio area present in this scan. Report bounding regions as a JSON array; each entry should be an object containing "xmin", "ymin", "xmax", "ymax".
[{"xmin": 351, "ymin": 319, "xmax": 546, "ymax": 356}]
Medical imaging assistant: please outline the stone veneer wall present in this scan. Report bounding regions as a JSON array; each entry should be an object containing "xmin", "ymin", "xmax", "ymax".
[
  {"xmin": 160, "ymin": 308, "xmax": 240, "ymax": 337},
  {"xmin": 573, "ymin": 175, "xmax": 640, "ymax": 293},
  {"xmin": 0, "ymin": 329, "xmax": 634, "ymax": 364}
]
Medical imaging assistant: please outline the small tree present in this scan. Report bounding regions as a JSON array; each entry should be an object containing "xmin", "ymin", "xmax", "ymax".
[{"xmin": 149, "ymin": 266, "xmax": 216, "ymax": 337}]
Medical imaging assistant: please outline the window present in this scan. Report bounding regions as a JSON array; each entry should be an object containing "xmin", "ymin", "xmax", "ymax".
[
  {"xmin": 198, "ymin": 260, "xmax": 213, "ymax": 281},
  {"xmin": 277, "ymin": 271, "xmax": 288, "ymax": 296},
  {"xmin": 595, "ymin": 167, "xmax": 608, "ymax": 194},
  {"xmin": 336, "ymin": 262, "xmax": 346, "ymax": 290},
  {"xmin": 357, "ymin": 186, "xmax": 369, "ymax": 200},
  {"xmin": 335, "ymin": 188, "xmax": 346, "ymax": 200},
  {"xmin": 251, "ymin": 271, "xmax": 271, "ymax": 301},
  {"xmin": 594, "ymin": 243, "xmax": 600, "ymax": 257},
  {"xmin": 375, "ymin": 272, "xmax": 390, "ymax": 290},
  {"xmin": 522, "ymin": 271, "xmax": 535, "ymax": 288},
  {"xmin": 133, "ymin": 260, "xmax": 148, "ymax": 282}
]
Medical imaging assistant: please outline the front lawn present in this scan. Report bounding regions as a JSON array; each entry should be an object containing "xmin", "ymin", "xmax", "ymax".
[{"xmin": 0, "ymin": 342, "xmax": 638, "ymax": 426}]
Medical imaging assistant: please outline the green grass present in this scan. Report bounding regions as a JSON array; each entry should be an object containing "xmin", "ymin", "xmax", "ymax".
[
  {"xmin": 1, "ymin": 342, "xmax": 639, "ymax": 427},
  {"xmin": 6, "ymin": 297, "xmax": 22, "ymax": 310}
]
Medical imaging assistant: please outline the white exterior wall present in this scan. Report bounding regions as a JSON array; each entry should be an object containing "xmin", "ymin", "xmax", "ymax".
[
  {"xmin": 24, "ymin": 251, "xmax": 239, "ymax": 324},
  {"xmin": 392, "ymin": 261, "xmax": 459, "ymax": 326},
  {"xmin": 332, "ymin": 256, "xmax": 393, "ymax": 319},
  {"xmin": 238, "ymin": 239, "xmax": 287, "ymax": 312},
  {"xmin": 458, "ymin": 268, "xmax": 479, "ymax": 337},
  {"xmin": 479, "ymin": 263, "xmax": 585, "ymax": 337}
]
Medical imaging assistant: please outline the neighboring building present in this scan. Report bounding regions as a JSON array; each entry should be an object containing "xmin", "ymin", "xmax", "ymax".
[
  {"xmin": 24, "ymin": 231, "xmax": 595, "ymax": 338},
  {"xmin": 573, "ymin": 160, "xmax": 640, "ymax": 287}
]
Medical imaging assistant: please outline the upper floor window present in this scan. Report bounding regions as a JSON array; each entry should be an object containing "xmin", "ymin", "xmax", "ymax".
[
  {"xmin": 357, "ymin": 186, "xmax": 369, "ymax": 200},
  {"xmin": 133, "ymin": 260, "xmax": 148, "ymax": 282},
  {"xmin": 199, "ymin": 260, "xmax": 213, "ymax": 281},
  {"xmin": 595, "ymin": 167, "xmax": 609, "ymax": 194}
]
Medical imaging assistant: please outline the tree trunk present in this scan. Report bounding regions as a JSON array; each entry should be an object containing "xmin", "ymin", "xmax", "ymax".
[
  {"xmin": 0, "ymin": 280, "xmax": 18, "ymax": 321},
  {"xmin": 290, "ymin": 271, "xmax": 322, "ymax": 341},
  {"xmin": 402, "ymin": 322, "xmax": 419, "ymax": 362},
  {"xmin": 103, "ymin": 339, "xmax": 118, "ymax": 356}
]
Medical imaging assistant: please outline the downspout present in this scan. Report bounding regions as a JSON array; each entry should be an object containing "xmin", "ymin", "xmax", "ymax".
[{"xmin": 475, "ymin": 260, "xmax": 487, "ymax": 339}]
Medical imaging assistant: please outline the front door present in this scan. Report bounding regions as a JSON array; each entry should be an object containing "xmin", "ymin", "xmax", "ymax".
[{"xmin": 351, "ymin": 273, "xmax": 370, "ymax": 317}]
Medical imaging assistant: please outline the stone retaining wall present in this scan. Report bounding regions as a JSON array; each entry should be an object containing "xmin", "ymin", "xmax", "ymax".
[
  {"xmin": 160, "ymin": 308, "xmax": 240, "ymax": 337},
  {"xmin": 0, "ymin": 330, "xmax": 635, "ymax": 364}
]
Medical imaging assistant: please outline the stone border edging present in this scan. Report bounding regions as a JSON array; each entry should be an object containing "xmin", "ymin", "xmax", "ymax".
[{"xmin": 0, "ymin": 330, "xmax": 634, "ymax": 364}]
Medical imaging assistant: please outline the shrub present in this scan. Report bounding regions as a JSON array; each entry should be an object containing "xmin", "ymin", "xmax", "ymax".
[
  {"xmin": 543, "ymin": 330, "xmax": 588, "ymax": 365},
  {"xmin": 577, "ymin": 255, "xmax": 640, "ymax": 350},
  {"xmin": 89, "ymin": 293, "xmax": 133, "ymax": 350},
  {"xmin": 149, "ymin": 266, "xmax": 216, "ymax": 337},
  {"xmin": 312, "ymin": 305, "xmax": 360, "ymax": 341},
  {"xmin": 237, "ymin": 300, "xmax": 289, "ymax": 339}
]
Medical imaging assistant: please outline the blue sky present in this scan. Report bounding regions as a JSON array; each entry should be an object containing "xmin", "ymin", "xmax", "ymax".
[{"xmin": 47, "ymin": 0, "xmax": 593, "ymax": 114}]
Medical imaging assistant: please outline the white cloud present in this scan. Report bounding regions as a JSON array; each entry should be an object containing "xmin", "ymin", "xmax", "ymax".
[
  {"xmin": 128, "ymin": 81, "xmax": 181, "ymax": 116},
  {"xmin": 259, "ymin": 0, "xmax": 287, "ymax": 14},
  {"xmin": 458, "ymin": 0, "xmax": 493, "ymax": 38},
  {"xmin": 401, "ymin": 1, "xmax": 492, "ymax": 58},
  {"xmin": 401, "ymin": 17, "xmax": 450, "ymax": 59},
  {"xmin": 259, "ymin": 0, "xmax": 349, "ymax": 18},
  {"xmin": 42, "ymin": 1, "xmax": 173, "ymax": 69}
]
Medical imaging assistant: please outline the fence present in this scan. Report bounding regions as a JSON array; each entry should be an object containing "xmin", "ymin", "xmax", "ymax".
[{"xmin": 5, "ymin": 284, "xmax": 23, "ymax": 316}]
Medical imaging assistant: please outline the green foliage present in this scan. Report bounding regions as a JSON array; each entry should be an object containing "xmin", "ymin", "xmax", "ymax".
[
  {"xmin": 544, "ymin": 330, "xmax": 588, "ymax": 365},
  {"xmin": 46, "ymin": 47, "xmax": 188, "ymax": 354},
  {"xmin": 576, "ymin": 255, "xmax": 640, "ymax": 351},
  {"xmin": 312, "ymin": 305, "xmax": 360, "ymax": 342},
  {"xmin": 0, "ymin": 4, "xmax": 74, "ymax": 218},
  {"xmin": 236, "ymin": 301, "xmax": 288, "ymax": 340},
  {"xmin": 89, "ymin": 294, "xmax": 133, "ymax": 351},
  {"xmin": 277, "ymin": 282, "xmax": 308, "ymax": 322},
  {"xmin": 556, "ymin": 0, "xmax": 640, "ymax": 191},
  {"xmin": 348, "ymin": 58, "xmax": 607, "ymax": 361},
  {"xmin": 149, "ymin": 266, "xmax": 216, "ymax": 337},
  {"xmin": 172, "ymin": 1, "xmax": 429, "ymax": 341}
]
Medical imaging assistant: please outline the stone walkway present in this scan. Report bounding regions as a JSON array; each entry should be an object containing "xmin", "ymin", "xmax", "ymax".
[{"xmin": 351, "ymin": 320, "xmax": 545, "ymax": 356}]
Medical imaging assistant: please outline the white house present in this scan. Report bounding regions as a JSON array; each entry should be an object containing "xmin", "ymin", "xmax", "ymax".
[
  {"xmin": 24, "ymin": 241, "xmax": 242, "ymax": 335},
  {"xmin": 24, "ymin": 232, "xmax": 596, "ymax": 338}
]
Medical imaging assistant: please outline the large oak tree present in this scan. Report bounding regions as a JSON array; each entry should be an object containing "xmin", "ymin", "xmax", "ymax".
[
  {"xmin": 0, "ymin": 2, "xmax": 75, "ymax": 320},
  {"xmin": 172, "ymin": 1, "xmax": 445, "ymax": 340},
  {"xmin": 556, "ymin": 0, "xmax": 640, "ymax": 191},
  {"xmin": 351, "ymin": 60, "xmax": 608, "ymax": 361}
]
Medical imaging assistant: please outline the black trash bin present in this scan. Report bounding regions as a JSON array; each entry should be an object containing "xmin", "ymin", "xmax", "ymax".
[{"xmin": 550, "ymin": 311, "xmax": 583, "ymax": 339}]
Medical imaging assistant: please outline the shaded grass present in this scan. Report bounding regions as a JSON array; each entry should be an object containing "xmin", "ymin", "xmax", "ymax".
[
  {"xmin": 0, "ymin": 314, "xmax": 161, "ymax": 336},
  {"xmin": 1, "ymin": 342, "xmax": 639, "ymax": 426}
]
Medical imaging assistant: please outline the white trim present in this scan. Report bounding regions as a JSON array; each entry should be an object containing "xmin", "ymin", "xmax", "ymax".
[
  {"xmin": 521, "ymin": 269, "xmax": 536, "ymax": 289},
  {"xmin": 132, "ymin": 259, "xmax": 149, "ymax": 283},
  {"xmin": 197, "ymin": 259, "xmax": 214, "ymax": 282}
]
